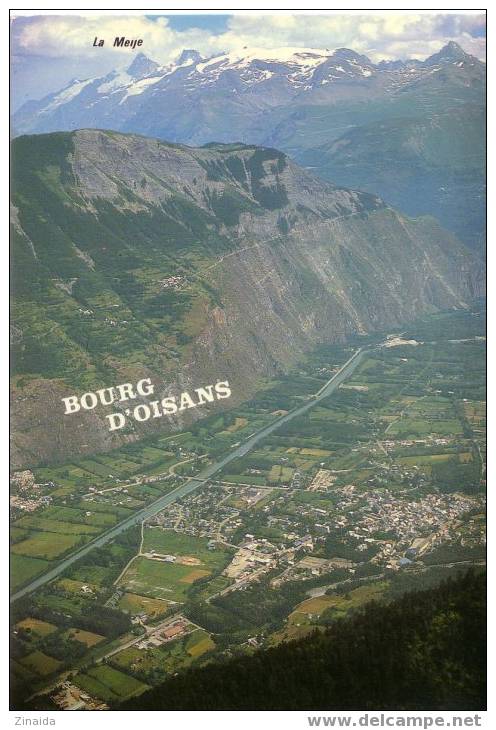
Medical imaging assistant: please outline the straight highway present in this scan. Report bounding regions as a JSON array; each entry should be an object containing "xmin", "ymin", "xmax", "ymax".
[{"xmin": 10, "ymin": 347, "xmax": 365, "ymax": 602}]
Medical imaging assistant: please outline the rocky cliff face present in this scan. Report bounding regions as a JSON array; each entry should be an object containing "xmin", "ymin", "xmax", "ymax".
[
  {"xmin": 14, "ymin": 44, "xmax": 484, "ymax": 144},
  {"xmin": 13, "ymin": 43, "xmax": 486, "ymax": 249},
  {"xmin": 10, "ymin": 130, "xmax": 483, "ymax": 467}
]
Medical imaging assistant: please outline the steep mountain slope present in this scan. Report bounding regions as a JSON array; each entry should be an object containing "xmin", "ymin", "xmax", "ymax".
[
  {"xmin": 14, "ymin": 44, "xmax": 483, "ymax": 142},
  {"xmin": 119, "ymin": 570, "xmax": 486, "ymax": 711},
  {"xmin": 300, "ymin": 104, "xmax": 486, "ymax": 249},
  {"xmin": 11, "ymin": 130, "xmax": 482, "ymax": 468},
  {"xmin": 13, "ymin": 43, "xmax": 486, "ymax": 248}
]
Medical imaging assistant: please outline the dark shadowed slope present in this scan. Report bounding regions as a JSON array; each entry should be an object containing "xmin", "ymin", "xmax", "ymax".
[{"xmin": 120, "ymin": 570, "xmax": 486, "ymax": 711}]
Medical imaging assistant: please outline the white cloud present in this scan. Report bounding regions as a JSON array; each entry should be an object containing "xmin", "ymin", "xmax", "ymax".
[
  {"xmin": 11, "ymin": 12, "xmax": 486, "ymax": 102},
  {"xmin": 12, "ymin": 13, "xmax": 486, "ymax": 63},
  {"xmin": 14, "ymin": 15, "xmax": 180, "ymax": 62},
  {"xmin": 222, "ymin": 14, "xmax": 486, "ymax": 61}
]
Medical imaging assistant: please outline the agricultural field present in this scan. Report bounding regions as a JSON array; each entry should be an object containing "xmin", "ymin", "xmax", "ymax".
[
  {"xmin": 118, "ymin": 592, "xmax": 170, "ymax": 617},
  {"xmin": 11, "ymin": 531, "xmax": 86, "ymax": 560},
  {"xmin": 117, "ymin": 557, "xmax": 210, "ymax": 601},
  {"xmin": 143, "ymin": 528, "xmax": 231, "ymax": 570},
  {"xmin": 186, "ymin": 630, "xmax": 215, "ymax": 658},
  {"xmin": 10, "ymin": 554, "xmax": 51, "ymax": 590},
  {"xmin": 295, "ymin": 582, "xmax": 389, "ymax": 623},
  {"xmin": 55, "ymin": 578, "xmax": 99, "ymax": 594},
  {"xmin": 9, "ymin": 310, "xmax": 486, "ymax": 708},
  {"xmin": 16, "ymin": 618, "xmax": 58, "ymax": 637},
  {"xmin": 109, "ymin": 629, "xmax": 216, "ymax": 686},
  {"xmin": 64, "ymin": 628, "xmax": 105, "ymax": 647},
  {"xmin": 74, "ymin": 665, "xmax": 149, "ymax": 702},
  {"xmin": 270, "ymin": 582, "xmax": 390, "ymax": 645},
  {"xmin": 19, "ymin": 650, "xmax": 62, "ymax": 677},
  {"xmin": 109, "ymin": 646, "xmax": 168, "ymax": 678},
  {"xmin": 386, "ymin": 395, "xmax": 464, "ymax": 437}
]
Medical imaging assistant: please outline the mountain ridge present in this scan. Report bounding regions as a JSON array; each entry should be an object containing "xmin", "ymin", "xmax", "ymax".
[
  {"xmin": 12, "ymin": 42, "xmax": 486, "ymax": 251},
  {"xmin": 10, "ymin": 129, "xmax": 483, "ymax": 468},
  {"xmin": 14, "ymin": 42, "xmax": 484, "ymax": 138}
]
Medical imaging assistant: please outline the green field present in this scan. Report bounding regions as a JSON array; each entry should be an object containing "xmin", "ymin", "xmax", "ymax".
[
  {"xmin": 16, "ymin": 617, "xmax": 58, "ymax": 637},
  {"xmin": 11, "ymin": 531, "xmax": 84, "ymax": 560},
  {"xmin": 111, "ymin": 629, "xmax": 215, "ymax": 683},
  {"xmin": 13, "ymin": 516, "xmax": 100, "ymax": 535},
  {"xmin": 118, "ymin": 592, "xmax": 170, "ymax": 617},
  {"xmin": 388, "ymin": 418, "xmax": 463, "ymax": 437},
  {"xmin": 56, "ymin": 578, "xmax": 98, "ymax": 593},
  {"xmin": 118, "ymin": 557, "xmax": 210, "ymax": 601},
  {"xmin": 143, "ymin": 528, "xmax": 231, "ymax": 570},
  {"xmin": 19, "ymin": 650, "xmax": 62, "ymax": 677},
  {"xmin": 186, "ymin": 630, "xmax": 215, "ymax": 657},
  {"xmin": 75, "ymin": 665, "xmax": 149, "ymax": 702},
  {"xmin": 65, "ymin": 628, "xmax": 105, "ymax": 647},
  {"xmin": 268, "ymin": 464, "xmax": 294, "ymax": 484},
  {"xmin": 9, "ymin": 310, "xmax": 486, "ymax": 706},
  {"xmin": 10, "ymin": 554, "xmax": 51, "ymax": 590}
]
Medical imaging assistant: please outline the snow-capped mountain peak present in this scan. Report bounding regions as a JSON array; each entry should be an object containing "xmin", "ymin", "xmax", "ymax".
[
  {"xmin": 176, "ymin": 49, "xmax": 204, "ymax": 66},
  {"xmin": 126, "ymin": 52, "xmax": 161, "ymax": 78},
  {"xmin": 331, "ymin": 48, "xmax": 372, "ymax": 65},
  {"xmin": 38, "ymin": 77, "xmax": 94, "ymax": 115},
  {"xmin": 198, "ymin": 46, "xmax": 331, "ymax": 68},
  {"xmin": 424, "ymin": 41, "xmax": 474, "ymax": 66},
  {"xmin": 190, "ymin": 47, "xmax": 334, "ymax": 90},
  {"xmin": 13, "ymin": 42, "xmax": 484, "ymax": 138}
]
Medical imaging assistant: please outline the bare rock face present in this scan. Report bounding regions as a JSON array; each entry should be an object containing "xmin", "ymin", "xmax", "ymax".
[
  {"xmin": 12, "ymin": 44, "xmax": 486, "ymax": 251},
  {"xmin": 10, "ymin": 130, "xmax": 484, "ymax": 468}
]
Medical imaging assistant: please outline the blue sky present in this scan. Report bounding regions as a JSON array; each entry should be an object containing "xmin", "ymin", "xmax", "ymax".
[
  {"xmin": 158, "ymin": 15, "xmax": 230, "ymax": 34},
  {"xmin": 11, "ymin": 12, "xmax": 486, "ymax": 110}
]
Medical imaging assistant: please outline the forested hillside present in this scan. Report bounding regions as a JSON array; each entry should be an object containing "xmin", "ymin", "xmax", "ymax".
[{"xmin": 121, "ymin": 570, "xmax": 486, "ymax": 711}]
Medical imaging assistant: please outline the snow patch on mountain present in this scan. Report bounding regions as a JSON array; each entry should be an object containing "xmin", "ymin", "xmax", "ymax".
[
  {"xmin": 98, "ymin": 71, "xmax": 133, "ymax": 95},
  {"xmin": 14, "ymin": 42, "xmax": 484, "ymax": 137},
  {"xmin": 40, "ymin": 78, "xmax": 94, "ymax": 113}
]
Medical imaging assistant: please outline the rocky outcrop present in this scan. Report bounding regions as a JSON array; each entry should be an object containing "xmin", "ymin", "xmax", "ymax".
[{"xmin": 10, "ymin": 130, "xmax": 484, "ymax": 467}]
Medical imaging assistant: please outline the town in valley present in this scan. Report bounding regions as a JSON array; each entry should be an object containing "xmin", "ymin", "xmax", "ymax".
[{"xmin": 10, "ymin": 309, "xmax": 486, "ymax": 710}]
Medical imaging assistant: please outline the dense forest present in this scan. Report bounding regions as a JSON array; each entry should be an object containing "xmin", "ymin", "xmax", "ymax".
[{"xmin": 121, "ymin": 570, "xmax": 486, "ymax": 711}]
